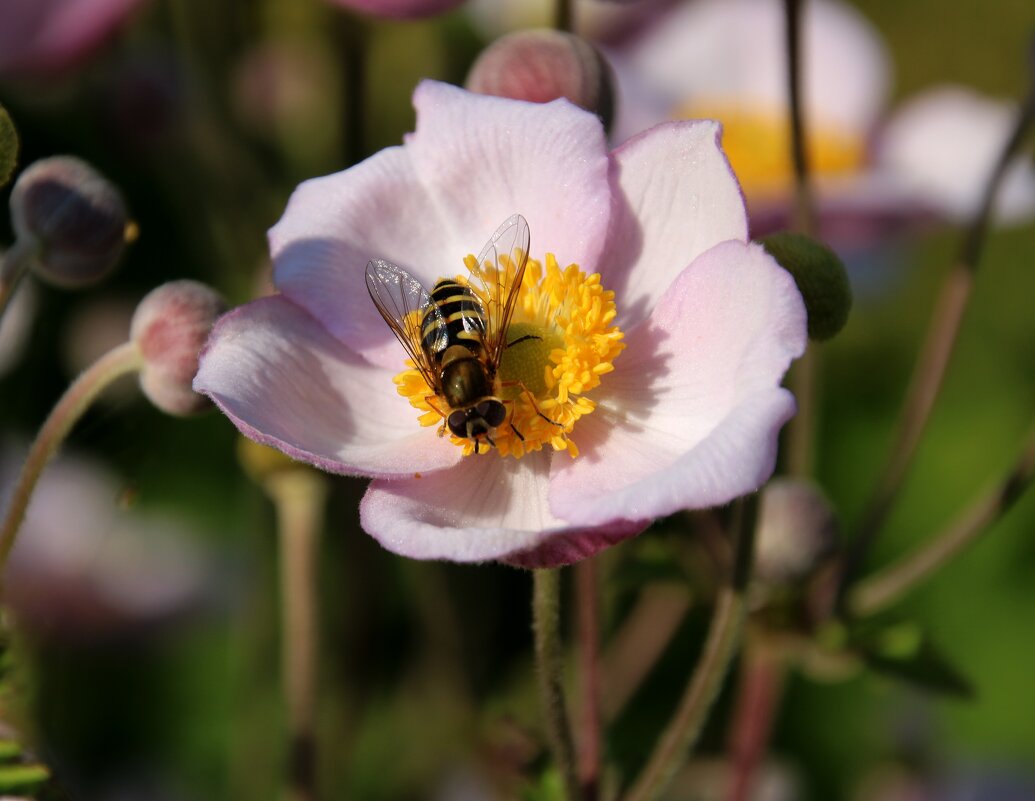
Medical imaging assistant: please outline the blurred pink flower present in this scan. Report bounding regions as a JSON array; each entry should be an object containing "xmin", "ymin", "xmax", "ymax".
[
  {"xmin": 325, "ymin": 0, "xmax": 464, "ymax": 19},
  {"xmin": 610, "ymin": 0, "xmax": 1035, "ymax": 237},
  {"xmin": 0, "ymin": 0, "xmax": 147, "ymax": 78},
  {"xmin": 3, "ymin": 450, "xmax": 215, "ymax": 639},
  {"xmin": 195, "ymin": 81, "xmax": 806, "ymax": 566}
]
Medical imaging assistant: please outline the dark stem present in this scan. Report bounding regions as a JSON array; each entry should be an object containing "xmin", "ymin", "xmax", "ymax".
[
  {"xmin": 555, "ymin": 0, "xmax": 574, "ymax": 33},
  {"xmin": 782, "ymin": 0, "xmax": 819, "ymax": 479},
  {"xmin": 839, "ymin": 81, "xmax": 1035, "ymax": 606},
  {"xmin": 575, "ymin": 558, "xmax": 601, "ymax": 801}
]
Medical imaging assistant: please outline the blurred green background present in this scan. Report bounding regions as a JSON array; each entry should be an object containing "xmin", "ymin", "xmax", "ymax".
[{"xmin": 1, "ymin": 1, "xmax": 1034, "ymax": 800}]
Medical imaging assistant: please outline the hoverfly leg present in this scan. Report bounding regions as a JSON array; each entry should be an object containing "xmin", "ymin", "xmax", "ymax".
[
  {"xmin": 506, "ymin": 333, "xmax": 541, "ymax": 348},
  {"xmin": 500, "ymin": 380, "xmax": 564, "ymax": 428},
  {"xmin": 424, "ymin": 395, "xmax": 448, "ymax": 437},
  {"xmin": 509, "ymin": 422, "xmax": 525, "ymax": 442}
]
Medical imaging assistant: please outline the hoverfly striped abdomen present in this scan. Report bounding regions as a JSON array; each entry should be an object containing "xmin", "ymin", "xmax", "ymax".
[{"xmin": 421, "ymin": 279, "xmax": 488, "ymax": 361}]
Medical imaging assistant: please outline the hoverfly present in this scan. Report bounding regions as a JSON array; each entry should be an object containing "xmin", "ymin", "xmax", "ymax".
[{"xmin": 365, "ymin": 214, "xmax": 541, "ymax": 453}]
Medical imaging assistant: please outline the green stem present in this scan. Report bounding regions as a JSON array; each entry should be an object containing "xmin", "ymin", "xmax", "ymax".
[
  {"xmin": 533, "ymin": 567, "xmax": 579, "ymax": 801},
  {"xmin": 841, "ymin": 80, "xmax": 1035, "ymax": 600},
  {"xmin": 848, "ymin": 425, "xmax": 1035, "ymax": 617},
  {"xmin": 621, "ymin": 495, "xmax": 758, "ymax": 801},
  {"xmin": 0, "ymin": 237, "xmax": 37, "ymax": 323},
  {"xmin": 265, "ymin": 469, "xmax": 327, "ymax": 801},
  {"xmin": 0, "ymin": 341, "xmax": 143, "ymax": 571}
]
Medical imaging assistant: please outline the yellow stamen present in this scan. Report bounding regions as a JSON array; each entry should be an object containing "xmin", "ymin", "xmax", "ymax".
[
  {"xmin": 676, "ymin": 101, "xmax": 865, "ymax": 197},
  {"xmin": 393, "ymin": 252, "xmax": 625, "ymax": 459}
]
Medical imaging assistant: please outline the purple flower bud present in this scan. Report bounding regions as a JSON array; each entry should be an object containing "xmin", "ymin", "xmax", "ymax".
[
  {"xmin": 755, "ymin": 479, "xmax": 839, "ymax": 585},
  {"xmin": 130, "ymin": 281, "xmax": 226, "ymax": 417},
  {"xmin": 466, "ymin": 30, "xmax": 616, "ymax": 130},
  {"xmin": 10, "ymin": 156, "xmax": 130, "ymax": 287}
]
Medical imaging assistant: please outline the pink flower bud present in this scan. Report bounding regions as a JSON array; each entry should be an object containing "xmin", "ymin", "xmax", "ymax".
[
  {"xmin": 10, "ymin": 156, "xmax": 130, "ymax": 287},
  {"xmin": 466, "ymin": 30, "xmax": 615, "ymax": 129},
  {"xmin": 130, "ymin": 281, "xmax": 226, "ymax": 416},
  {"xmin": 755, "ymin": 479, "xmax": 839, "ymax": 585}
]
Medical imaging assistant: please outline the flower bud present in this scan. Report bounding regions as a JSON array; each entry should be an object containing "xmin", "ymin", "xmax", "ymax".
[
  {"xmin": 237, "ymin": 436, "xmax": 306, "ymax": 485},
  {"xmin": 754, "ymin": 479, "xmax": 839, "ymax": 585},
  {"xmin": 10, "ymin": 156, "xmax": 131, "ymax": 287},
  {"xmin": 130, "ymin": 280, "xmax": 226, "ymax": 416},
  {"xmin": 466, "ymin": 30, "xmax": 615, "ymax": 130},
  {"xmin": 759, "ymin": 232, "xmax": 852, "ymax": 341}
]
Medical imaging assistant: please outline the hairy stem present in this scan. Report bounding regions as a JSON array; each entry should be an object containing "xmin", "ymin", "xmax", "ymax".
[
  {"xmin": 622, "ymin": 496, "xmax": 758, "ymax": 801},
  {"xmin": 0, "ymin": 341, "xmax": 143, "ymax": 572},
  {"xmin": 533, "ymin": 568, "xmax": 580, "ymax": 801},
  {"xmin": 849, "ymin": 425, "xmax": 1035, "ymax": 617}
]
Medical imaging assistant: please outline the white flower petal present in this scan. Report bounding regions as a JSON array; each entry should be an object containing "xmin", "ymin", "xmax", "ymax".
[
  {"xmin": 361, "ymin": 450, "xmax": 645, "ymax": 564},
  {"xmin": 875, "ymin": 85, "xmax": 1035, "ymax": 224},
  {"xmin": 550, "ymin": 240, "xmax": 806, "ymax": 525},
  {"xmin": 270, "ymin": 145, "xmax": 459, "ymax": 369},
  {"xmin": 601, "ymin": 120, "xmax": 748, "ymax": 327},
  {"xmin": 622, "ymin": 0, "xmax": 890, "ymax": 134},
  {"xmin": 406, "ymin": 80, "xmax": 613, "ymax": 271},
  {"xmin": 194, "ymin": 296, "xmax": 462, "ymax": 476}
]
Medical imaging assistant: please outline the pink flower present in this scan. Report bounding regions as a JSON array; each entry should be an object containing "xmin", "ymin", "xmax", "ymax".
[
  {"xmin": 325, "ymin": 0, "xmax": 464, "ymax": 19},
  {"xmin": 194, "ymin": 81, "xmax": 806, "ymax": 566},
  {"xmin": 609, "ymin": 0, "xmax": 1035, "ymax": 236},
  {"xmin": 0, "ymin": 0, "xmax": 147, "ymax": 78}
]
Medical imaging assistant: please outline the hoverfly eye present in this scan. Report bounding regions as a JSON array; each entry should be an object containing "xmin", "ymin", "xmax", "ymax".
[
  {"xmin": 481, "ymin": 400, "xmax": 506, "ymax": 428},
  {"xmin": 447, "ymin": 410, "xmax": 469, "ymax": 438}
]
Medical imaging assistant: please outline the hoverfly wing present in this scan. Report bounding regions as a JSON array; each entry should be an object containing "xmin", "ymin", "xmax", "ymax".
[
  {"xmin": 365, "ymin": 258, "xmax": 444, "ymax": 388},
  {"xmin": 468, "ymin": 214, "xmax": 530, "ymax": 371}
]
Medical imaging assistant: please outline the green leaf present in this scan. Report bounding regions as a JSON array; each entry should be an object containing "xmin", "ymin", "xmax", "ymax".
[
  {"xmin": 522, "ymin": 768, "xmax": 564, "ymax": 801},
  {"xmin": 850, "ymin": 620, "xmax": 975, "ymax": 699},
  {"xmin": 0, "ymin": 762, "xmax": 50, "ymax": 794},
  {"xmin": 0, "ymin": 104, "xmax": 17, "ymax": 189},
  {"xmin": 0, "ymin": 740, "xmax": 22, "ymax": 762}
]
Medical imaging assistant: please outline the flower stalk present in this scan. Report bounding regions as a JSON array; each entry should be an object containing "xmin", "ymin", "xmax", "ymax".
[
  {"xmin": 848, "ymin": 424, "xmax": 1035, "ymax": 617},
  {"xmin": 264, "ymin": 467, "xmax": 327, "ymax": 801},
  {"xmin": 0, "ymin": 341, "xmax": 144, "ymax": 571},
  {"xmin": 0, "ymin": 237, "xmax": 36, "ymax": 322},
  {"xmin": 575, "ymin": 558, "xmax": 602, "ymax": 801},
  {"xmin": 533, "ymin": 567, "xmax": 580, "ymax": 801},
  {"xmin": 622, "ymin": 495, "xmax": 758, "ymax": 801},
  {"xmin": 782, "ymin": 0, "xmax": 819, "ymax": 479},
  {"xmin": 842, "ymin": 77, "xmax": 1035, "ymax": 598}
]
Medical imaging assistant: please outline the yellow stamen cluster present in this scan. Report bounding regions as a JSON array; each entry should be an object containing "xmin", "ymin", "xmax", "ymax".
[
  {"xmin": 393, "ymin": 252, "xmax": 625, "ymax": 459},
  {"xmin": 676, "ymin": 101, "xmax": 865, "ymax": 196}
]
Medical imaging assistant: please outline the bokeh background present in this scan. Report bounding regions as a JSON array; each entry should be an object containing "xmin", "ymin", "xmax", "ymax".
[{"xmin": 1, "ymin": 1, "xmax": 1034, "ymax": 799}]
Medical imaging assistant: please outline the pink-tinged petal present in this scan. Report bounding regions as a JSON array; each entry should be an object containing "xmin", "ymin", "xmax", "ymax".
[
  {"xmin": 270, "ymin": 146, "xmax": 458, "ymax": 369},
  {"xmin": 601, "ymin": 120, "xmax": 747, "ymax": 327},
  {"xmin": 550, "ymin": 240, "xmax": 806, "ymax": 526},
  {"xmin": 361, "ymin": 451, "xmax": 647, "ymax": 564},
  {"xmin": 194, "ymin": 295, "xmax": 462, "ymax": 477},
  {"xmin": 621, "ymin": 0, "xmax": 889, "ymax": 134},
  {"xmin": 406, "ymin": 80, "xmax": 612, "ymax": 272},
  {"xmin": 875, "ymin": 86, "xmax": 1035, "ymax": 224},
  {"xmin": 325, "ymin": 0, "xmax": 464, "ymax": 19},
  {"xmin": 0, "ymin": 0, "xmax": 146, "ymax": 78}
]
